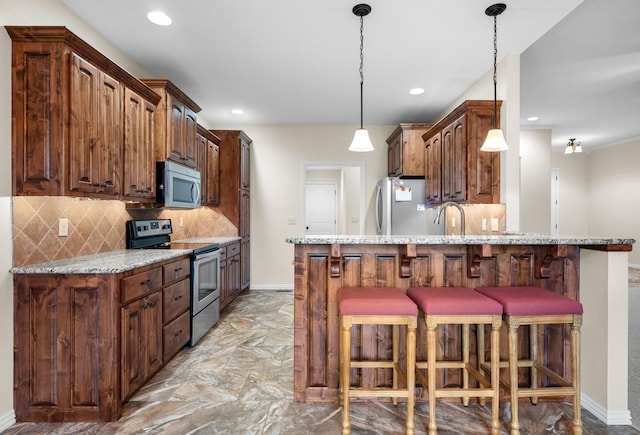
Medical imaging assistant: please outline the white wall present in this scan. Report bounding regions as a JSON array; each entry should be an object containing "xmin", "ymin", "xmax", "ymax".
[
  {"xmin": 587, "ymin": 140, "xmax": 640, "ymax": 265},
  {"xmin": 520, "ymin": 129, "xmax": 552, "ymax": 233}
]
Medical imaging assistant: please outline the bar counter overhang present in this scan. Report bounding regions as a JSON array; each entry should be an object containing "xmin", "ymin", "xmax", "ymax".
[{"xmin": 286, "ymin": 234, "xmax": 635, "ymax": 426}]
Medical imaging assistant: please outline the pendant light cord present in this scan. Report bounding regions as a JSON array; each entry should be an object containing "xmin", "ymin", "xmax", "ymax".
[
  {"xmin": 359, "ymin": 15, "xmax": 365, "ymax": 129},
  {"xmin": 492, "ymin": 14, "xmax": 498, "ymax": 129}
]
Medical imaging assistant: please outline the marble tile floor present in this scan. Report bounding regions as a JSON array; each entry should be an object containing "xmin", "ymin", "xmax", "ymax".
[{"xmin": 5, "ymin": 290, "xmax": 639, "ymax": 435}]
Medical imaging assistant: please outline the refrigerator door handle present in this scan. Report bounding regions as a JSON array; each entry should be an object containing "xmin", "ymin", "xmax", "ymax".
[{"xmin": 375, "ymin": 183, "xmax": 383, "ymax": 234}]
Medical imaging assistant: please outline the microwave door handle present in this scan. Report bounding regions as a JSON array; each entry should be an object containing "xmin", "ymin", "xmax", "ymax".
[{"xmin": 192, "ymin": 182, "xmax": 201, "ymax": 204}]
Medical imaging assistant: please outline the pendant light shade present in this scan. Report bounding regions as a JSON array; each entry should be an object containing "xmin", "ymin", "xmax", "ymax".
[
  {"xmin": 481, "ymin": 3, "xmax": 508, "ymax": 153},
  {"xmin": 349, "ymin": 4, "xmax": 374, "ymax": 152},
  {"xmin": 481, "ymin": 128, "xmax": 509, "ymax": 152},
  {"xmin": 349, "ymin": 129, "xmax": 374, "ymax": 152}
]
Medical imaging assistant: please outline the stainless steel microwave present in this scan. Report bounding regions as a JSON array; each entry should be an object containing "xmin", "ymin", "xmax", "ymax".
[{"xmin": 156, "ymin": 161, "xmax": 201, "ymax": 209}]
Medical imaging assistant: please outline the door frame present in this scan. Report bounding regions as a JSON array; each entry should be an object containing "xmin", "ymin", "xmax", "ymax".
[{"xmin": 302, "ymin": 161, "xmax": 366, "ymax": 235}]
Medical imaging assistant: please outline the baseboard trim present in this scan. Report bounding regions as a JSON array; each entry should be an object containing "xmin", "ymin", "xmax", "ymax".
[
  {"xmin": 0, "ymin": 409, "xmax": 16, "ymax": 432},
  {"xmin": 581, "ymin": 393, "xmax": 632, "ymax": 425},
  {"xmin": 249, "ymin": 284, "xmax": 294, "ymax": 291}
]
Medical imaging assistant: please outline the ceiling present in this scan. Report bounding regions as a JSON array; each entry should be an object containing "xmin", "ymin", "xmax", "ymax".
[{"xmin": 60, "ymin": 0, "xmax": 640, "ymax": 152}]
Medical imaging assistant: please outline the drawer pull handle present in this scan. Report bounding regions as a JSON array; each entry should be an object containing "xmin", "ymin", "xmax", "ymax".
[
  {"xmin": 174, "ymin": 295, "xmax": 182, "ymax": 301},
  {"xmin": 175, "ymin": 330, "xmax": 183, "ymax": 337},
  {"xmin": 174, "ymin": 267, "xmax": 182, "ymax": 272},
  {"xmin": 141, "ymin": 279, "xmax": 151, "ymax": 286}
]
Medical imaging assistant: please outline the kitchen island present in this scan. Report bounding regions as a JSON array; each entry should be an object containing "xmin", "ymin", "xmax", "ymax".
[{"xmin": 286, "ymin": 234, "xmax": 635, "ymax": 425}]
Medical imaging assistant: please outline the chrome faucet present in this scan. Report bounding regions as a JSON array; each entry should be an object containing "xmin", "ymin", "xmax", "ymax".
[{"xmin": 434, "ymin": 201, "xmax": 465, "ymax": 236}]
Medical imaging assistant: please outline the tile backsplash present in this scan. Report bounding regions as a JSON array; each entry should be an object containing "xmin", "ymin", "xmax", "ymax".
[
  {"xmin": 443, "ymin": 203, "xmax": 506, "ymax": 236},
  {"xmin": 12, "ymin": 197, "xmax": 237, "ymax": 266}
]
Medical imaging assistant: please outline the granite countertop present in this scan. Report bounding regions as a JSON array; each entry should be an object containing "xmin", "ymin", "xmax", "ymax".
[
  {"xmin": 11, "ymin": 236, "xmax": 241, "ymax": 275},
  {"xmin": 286, "ymin": 233, "xmax": 635, "ymax": 246},
  {"xmin": 10, "ymin": 249, "xmax": 192, "ymax": 274}
]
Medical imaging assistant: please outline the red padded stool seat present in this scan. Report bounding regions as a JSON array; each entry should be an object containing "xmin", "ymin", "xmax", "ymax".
[
  {"xmin": 337, "ymin": 287, "xmax": 418, "ymax": 435},
  {"xmin": 407, "ymin": 287, "xmax": 503, "ymax": 435},
  {"xmin": 476, "ymin": 286, "xmax": 583, "ymax": 435}
]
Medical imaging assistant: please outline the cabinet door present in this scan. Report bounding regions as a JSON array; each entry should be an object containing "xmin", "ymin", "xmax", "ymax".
[
  {"xmin": 219, "ymin": 256, "xmax": 229, "ymax": 309},
  {"xmin": 207, "ymin": 140, "xmax": 220, "ymax": 205},
  {"xmin": 424, "ymin": 133, "xmax": 442, "ymax": 204},
  {"xmin": 121, "ymin": 291, "xmax": 163, "ymax": 400},
  {"xmin": 69, "ymin": 54, "xmax": 121, "ymax": 196},
  {"xmin": 240, "ymin": 137, "xmax": 250, "ymax": 190},
  {"xmin": 167, "ymin": 95, "xmax": 185, "ymax": 163},
  {"xmin": 441, "ymin": 115, "xmax": 466, "ymax": 202},
  {"xmin": 196, "ymin": 132, "xmax": 208, "ymax": 204},
  {"xmin": 123, "ymin": 88, "xmax": 156, "ymax": 200},
  {"xmin": 241, "ymin": 236, "xmax": 250, "ymax": 293},
  {"xmin": 387, "ymin": 136, "xmax": 401, "ymax": 177},
  {"xmin": 183, "ymin": 108, "xmax": 198, "ymax": 167}
]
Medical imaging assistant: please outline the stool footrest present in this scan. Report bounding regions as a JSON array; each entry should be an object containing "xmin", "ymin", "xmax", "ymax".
[
  {"xmin": 348, "ymin": 388, "xmax": 411, "ymax": 399},
  {"xmin": 434, "ymin": 389, "xmax": 499, "ymax": 399},
  {"xmin": 351, "ymin": 361, "xmax": 394, "ymax": 368},
  {"xmin": 516, "ymin": 387, "xmax": 577, "ymax": 398}
]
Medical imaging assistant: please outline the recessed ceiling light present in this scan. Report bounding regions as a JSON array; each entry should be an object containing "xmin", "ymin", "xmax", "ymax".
[
  {"xmin": 527, "ymin": 116, "xmax": 539, "ymax": 121},
  {"xmin": 231, "ymin": 109, "xmax": 244, "ymax": 115},
  {"xmin": 409, "ymin": 88, "xmax": 425, "ymax": 95},
  {"xmin": 147, "ymin": 11, "xmax": 172, "ymax": 26}
]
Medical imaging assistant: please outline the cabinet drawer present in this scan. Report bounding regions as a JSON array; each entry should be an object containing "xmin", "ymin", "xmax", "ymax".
[
  {"xmin": 163, "ymin": 311, "xmax": 190, "ymax": 361},
  {"xmin": 163, "ymin": 258, "xmax": 190, "ymax": 285},
  {"xmin": 163, "ymin": 278, "xmax": 190, "ymax": 323},
  {"xmin": 122, "ymin": 267, "xmax": 162, "ymax": 303},
  {"xmin": 227, "ymin": 242, "xmax": 240, "ymax": 256},
  {"xmin": 218, "ymin": 245, "xmax": 227, "ymax": 261}
]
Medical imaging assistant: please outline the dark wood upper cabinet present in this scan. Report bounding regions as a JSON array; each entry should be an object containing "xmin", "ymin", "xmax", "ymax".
[
  {"xmin": 140, "ymin": 79, "xmax": 201, "ymax": 169},
  {"xmin": 386, "ymin": 123, "xmax": 432, "ymax": 177},
  {"xmin": 196, "ymin": 124, "xmax": 221, "ymax": 206},
  {"xmin": 423, "ymin": 100, "xmax": 501, "ymax": 204},
  {"xmin": 7, "ymin": 26, "xmax": 161, "ymax": 198}
]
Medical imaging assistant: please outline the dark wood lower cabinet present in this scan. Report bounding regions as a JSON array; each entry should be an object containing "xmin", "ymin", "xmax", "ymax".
[
  {"xmin": 292, "ymin": 243, "xmax": 581, "ymax": 403},
  {"xmin": 13, "ymin": 256, "xmax": 191, "ymax": 422},
  {"xmin": 219, "ymin": 240, "xmax": 242, "ymax": 312}
]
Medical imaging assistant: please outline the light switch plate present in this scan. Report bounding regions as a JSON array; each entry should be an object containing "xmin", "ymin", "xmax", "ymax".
[{"xmin": 491, "ymin": 218, "xmax": 499, "ymax": 232}]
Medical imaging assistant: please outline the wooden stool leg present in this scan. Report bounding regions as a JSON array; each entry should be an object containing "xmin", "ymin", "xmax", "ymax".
[
  {"xmin": 462, "ymin": 323, "xmax": 470, "ymax": 406},
  {"xmin": 490, "ymin": 318, "xmax": 501, "ymax": 435},
  {"xmin": 392, "ymin": 324, "xmax": 399, "ymax": 406},
  {"xmin": 406, "ymin": 321, "xmax": 417, "ymax": 435},
  {"xmin": 341, "ymin": 317, "xmax": 352, "ymax": 435},
  {"xmin": 426, "ymin": 318, "xmax": 438, "ymax": 435},
  {"xmin": 529, "ymin": 324, "xmax": 538, "ymax": 405},
  {"xmin": 339, "ymin": 315, "xmax": 344, "ymax": 406},
  {"xmin": 508, "ymin": 319, "xmax": 521, "ymax": 435},
  {"xmin": 572, "ymin": 317, "xmax": 583, "ymax": 434},
  {"xmin": 477, "ymin": 323, "xmax": 487, "ymax": 407}
]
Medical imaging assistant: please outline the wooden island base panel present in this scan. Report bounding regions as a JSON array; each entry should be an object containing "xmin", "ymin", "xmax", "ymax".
[{"xmin": 286, "ymin": 235, "xmax": 634, "ymax": 403}]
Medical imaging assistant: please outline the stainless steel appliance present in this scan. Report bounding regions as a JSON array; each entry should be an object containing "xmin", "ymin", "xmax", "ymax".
[
  {"xmin": 126, "ymin": 218, "xmax": 221, "ymax": 346},
  {"xmin": 375, "ymin": 177, "xmax": 444, "ymax": 235},
  {"xmin": 156, "ymin": 161, "xmax": 201, "ymax": 209}
]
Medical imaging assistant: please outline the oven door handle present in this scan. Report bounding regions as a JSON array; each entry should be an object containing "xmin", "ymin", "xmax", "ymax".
[{"xmin": 193, "ymin": 249, "xmax": 220, "ymax": 261}]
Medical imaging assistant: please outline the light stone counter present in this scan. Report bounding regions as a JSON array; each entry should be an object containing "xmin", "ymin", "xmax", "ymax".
[
  {"xmin": 286, "ymin": 233, "xmax": 635, "ymax": 247},
  {"xmin": 10, "ymin": 249, "xmax": 192, "ymax": 274}
]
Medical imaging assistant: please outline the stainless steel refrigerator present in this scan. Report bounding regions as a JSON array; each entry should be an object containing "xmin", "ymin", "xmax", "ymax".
[{"xmin": 375, "ymin": 177, "xmax": 444, "ymax": 235}]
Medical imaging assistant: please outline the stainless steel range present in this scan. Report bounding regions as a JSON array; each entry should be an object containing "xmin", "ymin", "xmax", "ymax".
[{"xmin": 126, "ymin": 218, "xmax": 221, "ymax": 346}]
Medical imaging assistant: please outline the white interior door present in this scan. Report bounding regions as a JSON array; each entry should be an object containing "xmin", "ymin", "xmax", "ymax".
[{"xmin": 304, "ymin": 183, "xmax": 337, "ymax": 235}]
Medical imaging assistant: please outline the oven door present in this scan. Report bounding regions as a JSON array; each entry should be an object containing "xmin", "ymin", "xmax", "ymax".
[{"xmin": 191, "ymin": 249, "xmax": 220, "ymax": 315}]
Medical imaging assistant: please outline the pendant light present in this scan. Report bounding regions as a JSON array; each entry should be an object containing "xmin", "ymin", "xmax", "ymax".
[
  {"xmin": 349, "ymin": 4, "xmax": 374, "ymax": 152},
  {"xmin": 480, "ymin": 3, "xmax": 509, "ymax": 152}
]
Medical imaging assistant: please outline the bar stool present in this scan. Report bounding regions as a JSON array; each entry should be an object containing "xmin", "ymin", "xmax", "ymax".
[
  {"xmin": 475, "ymin": 286, "xmax": 583, "ymax": 435},
  {"xmin": 337, "ymin": 287, "xmax": 418, "ymax": 435},
  {"xmin": 407, "ymin": 287, "xmax": 503, "ymax": 435}
]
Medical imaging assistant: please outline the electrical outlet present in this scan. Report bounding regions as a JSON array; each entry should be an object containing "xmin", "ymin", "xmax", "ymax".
[
  {"xmin": 179, "ymin": 216, "xmax": 184, "ymax": 227},
  {"xmin": 481, "ymin": 218, "xmax": 487, "ymax": 231},
  {"xmin": 288, "ymin": 216, "xmax": 296, "ymax": 225},
  {"xmin": 491, "ymin": 218, "xmax": 499, "ymax": 232},
  {"xmin": 451, "ymin": 217, "xmax": 456, "ymax": 228},
  {"xmin": 58, "ymin": 218, "xmax": 69, "ymax": 237}
]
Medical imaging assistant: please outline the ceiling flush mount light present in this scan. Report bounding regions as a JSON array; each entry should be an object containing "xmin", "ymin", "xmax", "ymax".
[
  {"xmin": 231, "ymin": 109, "xmax": 244, "ymax": 115},
  {"xmin": 527, "ymin": 116, "xmax": 540, "ymax": 122},
  {"xmin": 480, "ymin": 3, "xmax": 508, "ymax": 153},
  {"xmin": 349, "ymin": 4, "xmax": 374, "ymax": 152},
  {"xmin": 409, "ymin": 88, "xmax": 425, "ymax": 95},
  {"xmin": 147, "ymin": 11, "xmax": 172, "ymax": 26},
  {"xmin": 564, "ymin": 138, "xmax": 583, "ymax": 154}
]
